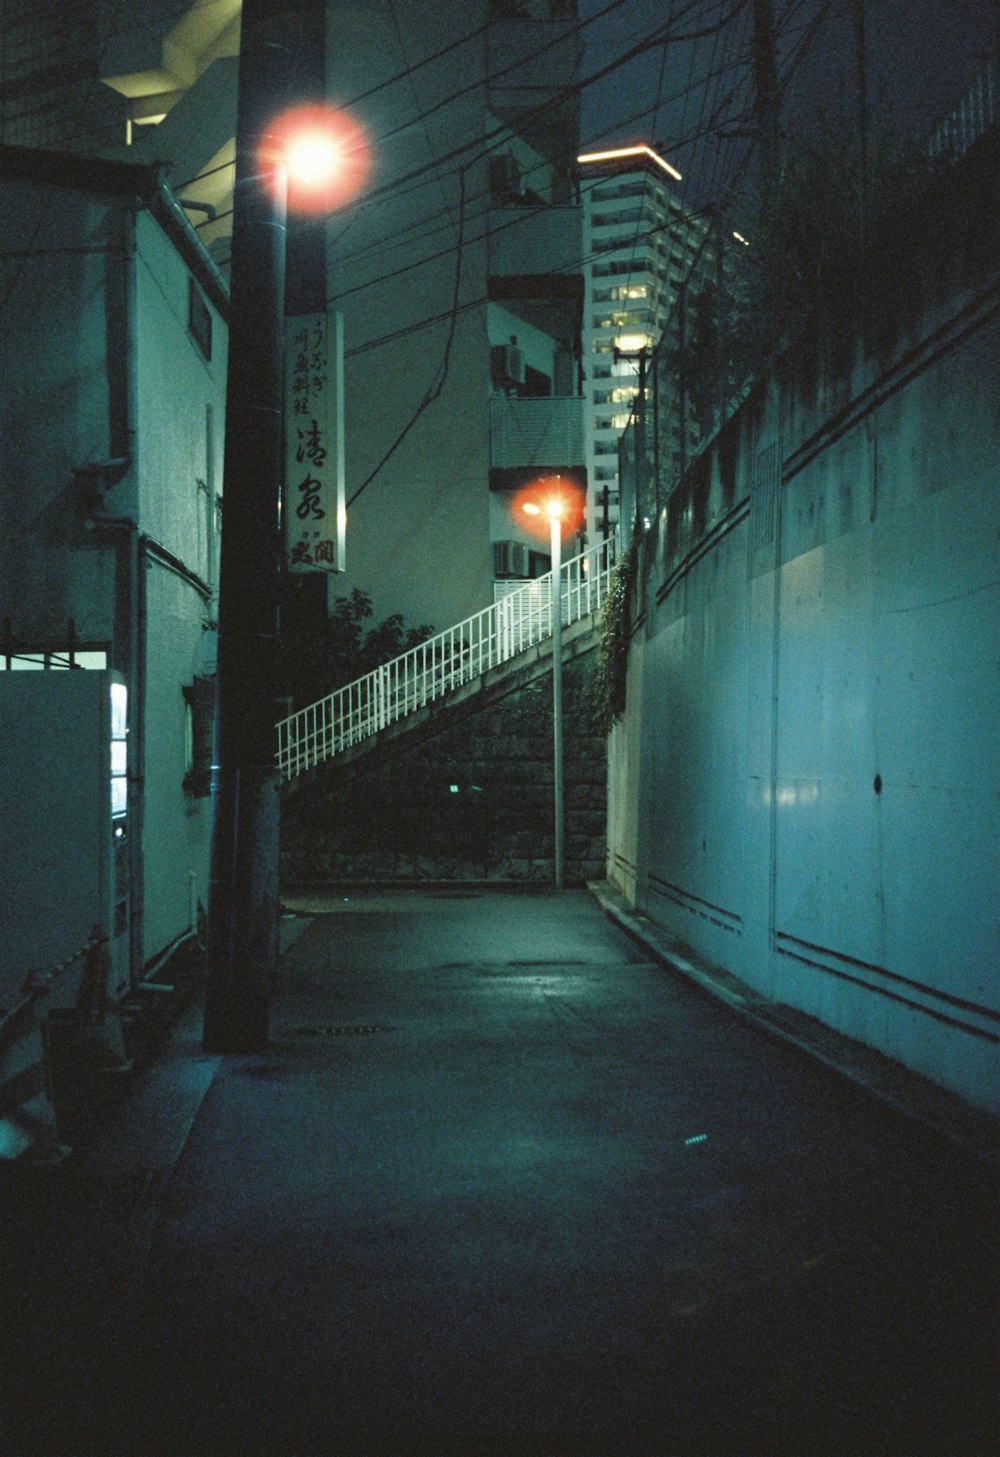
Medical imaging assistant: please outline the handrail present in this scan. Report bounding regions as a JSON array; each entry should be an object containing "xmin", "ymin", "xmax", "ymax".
[
  {"xmin": 0, "ymin": 929, "xmax": 101, "ymax": 1055},
  {"xmin": 277, "ymin": 535, "xmax": 617, "ymax": 781}
]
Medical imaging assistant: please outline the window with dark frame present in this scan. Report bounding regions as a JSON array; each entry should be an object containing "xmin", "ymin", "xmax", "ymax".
[
  {"xmin": 188, "ymin": 277, "xmax": 212, "ymax": 360},
  {"xmin": 183, "ymin": 675, "xmax": 215, "ymax": 796}
]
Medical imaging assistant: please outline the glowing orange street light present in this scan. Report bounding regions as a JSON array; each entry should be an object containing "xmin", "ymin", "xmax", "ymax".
[
  {"xmin": 522, "ymin": 480, "xmax": 572, "ymax": 889},
  {"xmin": 259, "ymin": 102, "xmax": 371, "ymax": 215}
]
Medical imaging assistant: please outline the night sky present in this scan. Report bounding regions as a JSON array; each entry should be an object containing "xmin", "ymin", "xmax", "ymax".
[{"xmin": 579, "ymin": 0, "xmax": 997, "ymax": 209}]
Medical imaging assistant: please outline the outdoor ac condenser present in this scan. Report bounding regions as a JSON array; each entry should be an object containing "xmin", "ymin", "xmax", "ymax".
[
  {"xmin": 493, "ymin": 540, "xmax": 530, "ymax": 578},
  {"xmin": 491, "ymin": 344, "xmax": 525, "ymax": 389}
]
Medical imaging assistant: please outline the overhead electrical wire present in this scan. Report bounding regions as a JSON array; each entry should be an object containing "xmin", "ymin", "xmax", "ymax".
[
  {"xmin": 345, "ymin": 0, "xmax": 835, "ymax": 375},
  {"xmin": 0, "ymin": 0, "xmax": 128, "ymax": 311},
  {"xmin": 208, "ymin": 0, "xmax": 731, "ymax": 272},
  {"xmin": 340, "ymin": 0, "xmax": 478, "ymax": 511},
  {"xmin": 316, "ymin": 0, "xmax": 753, "ymax": 297}
]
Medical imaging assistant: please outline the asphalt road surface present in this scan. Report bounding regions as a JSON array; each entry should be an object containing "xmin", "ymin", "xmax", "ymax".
[{"xmin": 3, "ymin": 888, "xmax": 997, "ymax": 1455}]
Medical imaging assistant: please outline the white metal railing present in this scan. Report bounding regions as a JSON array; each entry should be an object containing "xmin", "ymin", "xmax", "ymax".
[
  {"xmin": 928, "ymin": 58, "xmax": 995, "ymax": 163},
  {"xmin": 277, "ymin": 535, "xmax": 616, "ymax": 780}
]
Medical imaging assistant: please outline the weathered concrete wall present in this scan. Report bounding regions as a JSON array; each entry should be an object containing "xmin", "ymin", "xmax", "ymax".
[
  {"xmin": 607, "ymin": 137, "xmax": 1000, "ymax": 1114},
  {"xmin": 281, "ymin": 622, "xmax": 606, "ymax": 886}
]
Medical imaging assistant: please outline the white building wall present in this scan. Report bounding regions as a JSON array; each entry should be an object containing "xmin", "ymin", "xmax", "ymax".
[
  {"xmin": 0, "ymin": 183, "xmax": 124, "ymax": 644},
  {"xmin": 322, "ymin": 0, "xmax": 494, "ymax": 633},
  {"xmin": 0, "ymin": 161, "xmax": 228, "ymax": 995},
  {"xmin": 134, "ymin": 210, "xmax": 227, "ymax": 578},
  {"xmin": 608, "ymin": 270, "xmax": 1000, "ymax": 1113},
  {"xmin": 133, "ymin": 210, "xmax": 227, "ymax": 961}
]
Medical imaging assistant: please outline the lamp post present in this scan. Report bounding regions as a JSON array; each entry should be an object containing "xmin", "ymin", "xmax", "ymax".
[
  {"xmin": 524, "ymin": 488, "xmax": 567, "ymax": 890},
  {"xmin": 203, "ymin": 2, "xmax": 368, "ymax": 1053}
]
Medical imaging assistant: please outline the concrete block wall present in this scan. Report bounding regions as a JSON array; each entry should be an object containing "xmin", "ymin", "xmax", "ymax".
[
  {"xmin": 281, "ymin": 624, "xmax": 606, "ymax": 887},
  {"xmin": 606, "ymin": 135, "xmax": 1000, "ymax": 1114}
]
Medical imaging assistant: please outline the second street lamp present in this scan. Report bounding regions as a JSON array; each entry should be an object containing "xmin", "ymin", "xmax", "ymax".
[{"xmin": 523, "ymin": 484, "xmax": 569, "ymax": 891}]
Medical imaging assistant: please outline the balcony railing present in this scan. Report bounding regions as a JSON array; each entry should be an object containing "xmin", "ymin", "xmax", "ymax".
[
  {"xmin": 928, "ymin": 59, "xmax": 995, "ymax": 164},
  {"xmin": 490, "ymin": 395, "xmax": 585, "ymax": 468},
  {"xmin": 276, "ymin": 536, "xmax": 616, "ymax": 781}
]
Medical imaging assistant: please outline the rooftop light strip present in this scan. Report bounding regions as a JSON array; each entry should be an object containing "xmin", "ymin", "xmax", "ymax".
[{"xmin": 577, "ymin": 145, "xmax": 682, "ymax": 182}]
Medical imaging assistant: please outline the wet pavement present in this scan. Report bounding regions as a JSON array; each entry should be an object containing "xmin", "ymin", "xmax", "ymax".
[{"xmin": 2, "ymin": 887, "xmax": 997, "ymax": 1456}]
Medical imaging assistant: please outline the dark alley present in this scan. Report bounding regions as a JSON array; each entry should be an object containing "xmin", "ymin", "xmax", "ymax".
[{"xmin": 3, "ymin": 888, "xmax": 997, "ymax": 1456}]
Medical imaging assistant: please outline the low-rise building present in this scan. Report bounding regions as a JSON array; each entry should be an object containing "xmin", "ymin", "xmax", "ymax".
[{"xmin": 0, "ymin": 144, "xmax": 227, "ymax": 1134}]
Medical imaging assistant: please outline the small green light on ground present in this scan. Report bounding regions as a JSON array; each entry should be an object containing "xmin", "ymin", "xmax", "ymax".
[{"xmin": 684, "ymin": 1134, "xmax": 709, "ymax": 1145}]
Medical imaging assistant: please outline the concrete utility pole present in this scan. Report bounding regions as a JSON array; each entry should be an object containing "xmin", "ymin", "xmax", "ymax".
[
  {"xmin": 751, "ymin": 0, "xmax": 780, "ymax": 232},
  {"xmin": 615, "ymin": 345, "xmax": 650, "ymax": 528},
  {"xmin": 852, "ymin": 0, "xmax": 870, "ymax": 253},
  {"xmin": 203, "ymin": 0, "xmax": 289, "ymax": 1052}
]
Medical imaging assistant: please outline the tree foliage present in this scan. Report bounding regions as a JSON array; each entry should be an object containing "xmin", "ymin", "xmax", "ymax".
[
  {"xmin": 587, "ymin": 548, "xmax": 637, "ymax": 735},
  {"xmin": 280, "ymin": 588, "xmax": 433, "ymax": 710}
]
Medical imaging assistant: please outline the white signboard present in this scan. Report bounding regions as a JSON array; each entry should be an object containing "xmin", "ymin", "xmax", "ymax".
[{"xmin": 285, "ymin": 310, "xmax": 346, "ymax": 572}]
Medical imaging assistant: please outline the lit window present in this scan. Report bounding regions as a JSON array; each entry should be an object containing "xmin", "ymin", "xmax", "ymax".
[
  {"xmin": 1, "ymin": 647, "xmax": 108, "ymax": 670},
  {"xmin": 110, "ymin": 682, "xmax": 128, "ymax": 819},
  {"xmin": 615, "ymin": 333, "xmax": 651, "ymax": 352}
]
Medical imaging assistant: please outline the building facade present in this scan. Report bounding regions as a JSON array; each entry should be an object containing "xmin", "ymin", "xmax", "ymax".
[
  {"xmin": 605, "ymin": 133, "xmax": 1000, "ymax": 1114},
  {"xmin": 1, "ymin": 0, "xmax": 588, "ymax": 637},
  {"xmin": 0, "ymin": 146, "xmax": 228, "ymax": 1127},
  {"xmin": 579, "ymin": 145, "xmax": 708, "ymax": 541}
]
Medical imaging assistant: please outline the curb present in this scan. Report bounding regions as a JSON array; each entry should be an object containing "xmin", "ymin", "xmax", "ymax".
[{"xmin": 588, "ymin": 880, "xmax": 1000, "ymax": 1175}]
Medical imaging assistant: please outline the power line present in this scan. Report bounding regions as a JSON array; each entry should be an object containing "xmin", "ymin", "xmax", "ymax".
[
  {"xmin": 347, "ymin": 164, "xmax": 469, "ymax": 509},
  {"xmin": 318, "ymin": 0, "xmax": 752, "ymax": 301}
]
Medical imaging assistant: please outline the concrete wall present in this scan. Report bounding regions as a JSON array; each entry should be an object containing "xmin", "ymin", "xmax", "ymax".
[
  {"xmin": 134, "ymin": 209, "xmax": 227, "ymax": 962},
  {"xmin": 607, "ymin": 143, "xmax": 1000, "ymax": 1113},
  {"xmin": 322, "ymin": 0, "xmax": 494, "ymax": 633},
  {"xmin": 281, "ymin": 623, "xmax": 606, "ymax": 887},
  {"xmin": 0, "ymin": 183, "xmax": 123, "ymax": 643},
  {"xmin": 0, "ymin": 170, "xmax": 226, "ymax": 983}
]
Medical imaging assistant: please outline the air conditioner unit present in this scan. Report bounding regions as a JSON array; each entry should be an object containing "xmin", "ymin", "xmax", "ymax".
[
  {"xmin": 493, "ymin": 540, "xmax": 530, "ymax": 578},
  {"xmin": 491, "ymin": 344, "xmax": 525, "ymax": 388}
]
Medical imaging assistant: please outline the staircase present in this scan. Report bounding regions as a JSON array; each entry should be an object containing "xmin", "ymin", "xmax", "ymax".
[{"xmin": 277, "ymin": 537, "xmax": 617, "ymax": 781}]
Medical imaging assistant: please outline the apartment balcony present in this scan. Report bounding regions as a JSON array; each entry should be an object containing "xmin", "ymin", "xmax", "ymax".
[
  {"xmin": 490, "ymin": 395, "xmax": 587, "ymax": 494},
  {"xmin": 488, "ymin": 203, "xmax": 582, "ymax": 333},
  {"xmin": 487, "ymin": 10, "xmax": 582, "ymax": 158},
  {"xmin": 489, "ymin": 204, "xmax": 581, "ymax": 278}
]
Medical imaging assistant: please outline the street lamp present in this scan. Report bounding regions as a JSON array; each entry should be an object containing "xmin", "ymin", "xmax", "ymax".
[
  {"xmin": 523, "ymin": 484, "xmax": 569, "ymax": 890},
  {"xmin": 203, "ymin": 3, "xmax": 369, "ymax": 1053}
]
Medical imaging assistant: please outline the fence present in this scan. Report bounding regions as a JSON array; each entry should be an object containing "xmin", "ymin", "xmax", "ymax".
[
  {"xmin": 928, "ymin": 58, "xmax": 995, "ymax": 164},
  {"xmin": 276, "ymin": 535, "xmax": 617, "ymax": 781}
]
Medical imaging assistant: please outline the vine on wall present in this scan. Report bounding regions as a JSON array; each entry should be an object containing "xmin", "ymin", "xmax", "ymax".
[{"xmin": 587, "ymin": 547, "xmax": 637, "ymax": 735}]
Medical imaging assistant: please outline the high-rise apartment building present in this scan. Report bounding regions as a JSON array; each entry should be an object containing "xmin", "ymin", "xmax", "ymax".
[{"xmin": 579, "ymin": 145, "xmax": 708, "ymax": 539}]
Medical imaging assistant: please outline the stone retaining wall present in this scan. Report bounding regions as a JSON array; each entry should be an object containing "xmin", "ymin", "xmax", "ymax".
[{"xmin": 281, "ymin": 625, "xmax": 607, "ymax": 886}]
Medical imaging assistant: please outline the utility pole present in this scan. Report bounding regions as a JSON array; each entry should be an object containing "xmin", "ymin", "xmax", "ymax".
[
  {"xmin": 751, "ymin": 0, "xmax": 780, "ymax": 234},
  {"xmin": 203, "ymin": 0, "xmax": 289, "ymax": 1052},
  {"xmin": 852, "ymin": 0, "xmax": 869, "ymax": 254},
  {"xmin": 615, "ymin": 345, "xmax": 650, "ymax": 529}
]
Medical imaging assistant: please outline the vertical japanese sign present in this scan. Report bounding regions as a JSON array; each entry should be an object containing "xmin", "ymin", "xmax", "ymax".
[{"xmin": 284, "ymin": 311, "xmax": 346, "ymax": 572}]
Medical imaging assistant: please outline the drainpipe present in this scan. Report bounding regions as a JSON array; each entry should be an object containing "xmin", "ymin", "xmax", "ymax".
[
  {"xmin": 86, "ymin": 206, "xmax": 143, "ymax": 994},
  {"xmin": 122, "ymin": 206, "xmax": 145, "ymax": 995}
]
